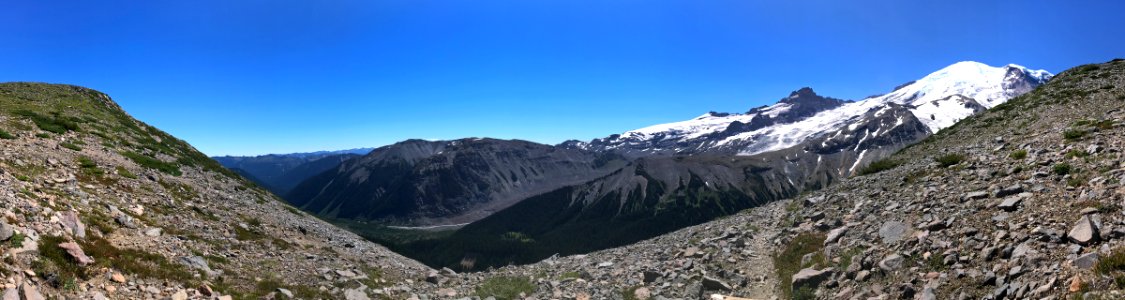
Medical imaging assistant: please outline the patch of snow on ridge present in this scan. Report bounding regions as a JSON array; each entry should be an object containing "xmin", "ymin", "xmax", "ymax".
[{"xmin": 726, "ymin": 61, "xmax": 1051, "ymax": 155}]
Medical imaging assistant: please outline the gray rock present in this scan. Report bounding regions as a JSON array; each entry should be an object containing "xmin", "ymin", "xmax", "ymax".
[
  {"xmin": 59, "ymin": 211, "xmax": 86, "ymax": 239},
  {"xmin": 179, "ymin": 256, "xmax": 217, "ymax": 275},
  {"xmin": 965, "ymin": 191, "xmax": 989, "ymax": 200},
  {"xmin": 1074, "ymin": 252, "xmax": 1099, "ymax": 269},
  {"xmin": 825, "ymin": 227, "xmax": 847, "ymax": 245},
  {"xmin": 921, "ymin": 287, "xmax": 937, "ymax": 300},
  {"xmin": 20, "ymin": 284, "xmax": 43, "ymax": 300},
  {"xmin": 344, "ymin": 286, "xmax": 370, "ymax": 300},
  {"xmin": 855, "ymin": 270, "xmax": 871, "ymax": 282},
  {"xmin": 425, "ymin": 270, "xmax": 440, "ymax": 284},
  {"xmin": 277, "ymin": 288, "xmax": 294, "ymax": 298},
  {"xmin": 1, "ymin": 288, "xmax": 17, "ymax": 300},
  {"xmin": 792, "ymin": 268, "xmax": 834, "ymax": 293},
  {"xmin": 997, "ymin": 197, "xmax": 1022, "ymax": 211},
  {"xmin": 1068, "ymin": 215, "xmax": 1099, "ymax": 245},
  {"xmin": 1011, "ymin": 243, "xmax": 1031, "ymax": 259},
  {"xmin": 702, "ymin": 276, "xmax": 732, "ymax": 291},
  {"xmin": 115, "ymin": 215, "xmax": 138, "ymax": 229},
  {"xmin": 642, "ymin": 270, "xmax": 662, "ymax": 283},
  {"xmin": 879, "ymin": 221, "xmax": 910, "ymax": 244},
  {"xmin": 336, "ymin": 269, "xmax": 358, "ymax": 278},
  {"xmin": 58, "ymin": 242, "xmax": 95, "ymax": 266},
  {"xmin": 879, "ymin": 254, "xmax": 905, "ymax": 271},
  {"xmin": 994, "ymin": 184, "xmax": 1024, "ymax": 198},
  {"xmin": 144, "ymin": 228, "xmax": 162, "ymax": 237},
  {"xmin": 0, "ymin": 222, "xmax": 13, "ymax": 241}
]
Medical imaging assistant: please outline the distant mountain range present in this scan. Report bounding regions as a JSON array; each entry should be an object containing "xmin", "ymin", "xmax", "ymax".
[
  {"xmin": 245, "ymin": 61, "xmax": 1053, "ymax": 270},
  {"xmin": 212, "ymin": 147, "xmax": 373, "ymax": 195}
]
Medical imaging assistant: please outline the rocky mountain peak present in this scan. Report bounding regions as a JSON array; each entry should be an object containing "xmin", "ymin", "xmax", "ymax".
[{"xmin": 787, "ymin": 86, "xmax": 818, "ymax": 98}]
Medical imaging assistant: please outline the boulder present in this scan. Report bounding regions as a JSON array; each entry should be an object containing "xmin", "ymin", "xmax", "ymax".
[
  {"xmin": 1068, "ymin": 216, "xmax": 1099, "ymax": 245},
  {"xmin": 879, "ymin": 254, "xmax": 905, "ymax": 271},
  {"xmin": 825, "ymin": 227, "xmax": 847, "ymax": 245},
  {"xmin": 792, "ymin": 268, "xmax": 834, "ymax": 293},
  {"xmin": 0, "ymin": 222, "xmax": 14, "ymax": 241},
  {"xmin": 344, "ymin": 286, "xmax": 370, "ymax": 300},
  {"xmin": 702, "ymin": 276, "xmax": 733, "ymax": 291},
  {"xmin": 997, "ymin": 197, "xmax": 1022, "ymax": 211},
  {"xmin": 59, "ymin": 211, "xmax": 86, "ymax": 239},
  {"xmin": 879, "ymin": 221, "xmax": 910, "ymax": 244},
  {"xmin": 20, "ymin": 284, "xmax": 44, "ymax": 300},
  {"xmin": 57, "ymin": 242, "xmax": 95, "ymax": 266},
  {"xmin": 1074, "ymin": 252, "xmax": 1099, "ymax": 270},
  {"xmin": 965, "ymin": 191, "xmax": 989, "ymax": 200},
  {"xmin": 994, "ymin": 184, "xmax": 1024, "ymax": 198},
  {"xmin": 2, "ymin": 288, "xmax": 17, "ymax": 300}
]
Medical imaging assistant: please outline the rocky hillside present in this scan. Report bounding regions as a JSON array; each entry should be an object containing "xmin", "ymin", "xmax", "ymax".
[
  {"xmin": 0, "ymin": 83, "xmax": 433, "ymax": 299},
  {"xmin": 764, "ymin": 58, "xmax": 1125, "ymax": 299}
]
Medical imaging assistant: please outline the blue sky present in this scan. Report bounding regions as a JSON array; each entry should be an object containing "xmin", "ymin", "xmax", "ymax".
[{"xmin": 1, "ymin": 1, "xmax": 1122, "ymax": 156}]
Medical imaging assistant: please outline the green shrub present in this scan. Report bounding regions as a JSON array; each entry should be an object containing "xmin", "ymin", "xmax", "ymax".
[
  {"xmin": 501, "ymin": 231, "xmax": 535, "ymax": 244},
  {"xmin": 9, "ymin": 233, "xmax": 25, "ymax": 248},
  {"xmin": 76, "ymin": 157, "xmax": 104, "ymax": 178},
  {"xmin": 35, "ymin": 235, "xmax": 84, "ymax": 287},
  {"xmin": 35, "ymin": 133, "xmax": 51, "ymax": 138},
  {"xmin": 857, "ymin": 158, "xmax": 899, "ymax": 175},
  {"xmin": 934, "ymin": 153, "xmax": 965, "ymax": 167},
  {"xmin": 1068, "ymin": 175, "xmax": 1087, "ymax": 187},
  {"xmin": 115, "ymin": 166, "xmax": 137, "ymax": 179},
  {"xmin": 0, "ymin": 130, "xmax": 14, "ymax": 139},
  {"xmin": 1009, "ymin": 149, "xmax": 1027, "ymax": 160},
  {"xmin": 1098, "ymin": 247, "xmax": 1125, "ymax": 288},
  {"xmin": 121, "ymin": 151, "xmax": 181, "ymax": 176},
  {"xmin": 1094, "ymin": 120, "xmax": 1115, "ymax": 130},
  {"xmin": 1053, "ymin": 163, "xmax": 1073, "ymax": 175},
  {"xmin": 476, "ymin": 276, "xmax": 536, "ymax": 300},
  {"xmin": 1063, "ymin": 129, "xmax": 1087, "ymax": 141},
  {"xmin": 774, "ymin": 232, "xmax": 827, "ymax": 300},
  {"xmin": 15, "ymin": 110, "xmax": 80, "ymax": 134},
  {"xmin": 81, "ymin": 237, "xmax": 195, "ymax": 283},
  {"xmin": 1065, "ymin": 149, "xmax": 1090, "ymax": 159}
]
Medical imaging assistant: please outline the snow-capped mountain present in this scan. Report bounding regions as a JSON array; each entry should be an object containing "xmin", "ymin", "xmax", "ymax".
[{"xmin": 572, "ymin": 61, "xmax": 1052, "ymax": 158}]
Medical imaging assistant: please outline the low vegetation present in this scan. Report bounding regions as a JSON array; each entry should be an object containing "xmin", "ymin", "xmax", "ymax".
[
  {"xmin": 35, "ymin": 235, "xmax": 196, "ymax": 290},
  {"xmin": 1063, "ymin": 128, "xmax": 1088, "ymax": 141},
  {"xmin": 115, "ymin": 166, "xmax": 137, "ymax": 179},
  {"xmin": 774, "ymin": 232, "xmax": 826, "ymax": 300},
  {"xmin": 857, "ymin": 158, "xmax": 899, "ymax": 175},
  {"xmin": 60, "ymin": 142, "xmax": 82, "ymax": 151},
  {"xmin": 1053, "ymin": 163, "xmax": 1073, "ymax": 176},
  {"xmin": 1097, "ymin": 247, "xmax": 1125, "ymax": 288},
  {"xmin": 121, "ymin": 151, "xmax": 182, "ymax": 176},
  {"xmin": 15, "ymin": 110, "xmax": 81, "ymax": 134},
  {"xmin": 934, "ymin": 153, "xmax": 965, "ymax": 167},
  {"xmin": 475, "ymin": 276, "xmax": 536, "ymax": 300},
  {"xmin": 1009, "ymin": 149, "xmax": 1027, "ymax": 160}
]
